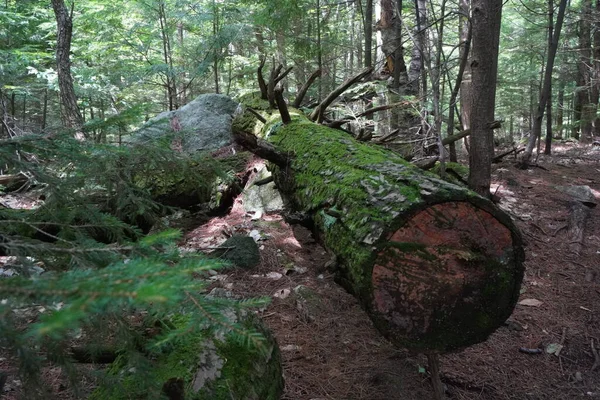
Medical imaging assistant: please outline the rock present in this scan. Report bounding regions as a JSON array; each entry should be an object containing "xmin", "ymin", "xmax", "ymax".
[
  {"xmin": 134, "ymin": 94, "xmax": 239, "ymax": 154},
  {"xmin": 555, "ymin": 185, "xmax": 597, "ymax": 207},
  {"xmin": 243, "ymin": 164, "xmax": 285, "ymax": 217},
  {"xmin": 90, "ymin": 312, "xmax": 283, "ymax": 400},
  {"xmin": 294, "ymin": 285, "xmax": 323, "ymax": 323},
  {"xmin": 211, "ymin": 235, "xmax": 260, "ymax": 269}
]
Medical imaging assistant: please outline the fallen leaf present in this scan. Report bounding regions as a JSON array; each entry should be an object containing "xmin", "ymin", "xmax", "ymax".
[
  {"xmin": 546, "ymin": 343, "xmax": 563, "ymax": 355},
  {"xmin": 518, "ymin": 298, "xmax": 543, "ymax": 307}
]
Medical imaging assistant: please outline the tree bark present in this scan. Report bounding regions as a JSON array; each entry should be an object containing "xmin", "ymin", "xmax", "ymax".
[
  {"xmin": 521, "ymin": 0, "xmax": 568, "ymax": 166},
  {"xmin": 468, "ymin": 0, "xmax": 503, "ymax": 197},
  {"xmin": 544, "ymin": 0, "xmax": 554, "ymax": 155},
  {"xmin": 51, "ymin": 0, "xmax": 85, "ymax": 138},
  {"xmin": 232, "ymin": 108, "xmax": 524, "ymax": 354},
  {"xmin": 448, "ymin": 9, "xmax": 472, "ymax": 162},
  {"xmin": 408, "ymin": 0, "xmax": 427, "ymax": 96},
  {"xmin": 363, "ymin": 0, "xmax": 373, "ymax": 68},
  {"xmin": 578, "ymin": 0, "xmax": 592, "ymax": 142},
  {"xmin": 459, "ymin": 0, "xmax": 472, "ymax": 151}
]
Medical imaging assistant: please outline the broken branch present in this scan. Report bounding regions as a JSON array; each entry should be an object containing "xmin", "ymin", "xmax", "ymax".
[{"xmin": 310, "ymin": 67, "xmax": 374, "ymax": 123}]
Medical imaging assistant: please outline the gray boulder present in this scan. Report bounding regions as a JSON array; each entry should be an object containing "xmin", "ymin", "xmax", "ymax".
[{"xmin": 135, "ymin": 94, "xmax": 239, "ymax": 153}]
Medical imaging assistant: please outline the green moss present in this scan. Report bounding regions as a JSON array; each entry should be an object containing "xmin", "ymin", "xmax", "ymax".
[{"xmin": 90, "ymin": 314, "xmax": 283, "ymax": 400}]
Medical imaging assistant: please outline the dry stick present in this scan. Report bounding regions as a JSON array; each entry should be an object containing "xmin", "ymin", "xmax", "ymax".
[
  {"xmin": 556, "ymin": 327, "xmax": 567, "ymax": 357},
  {"xmin": 493, "ymin": 147, "xmax": 525, "ymax": 163},
  {"xmin": 293, "ymin": 69, "xmax": 321, "ymax": 108},
  {"xmin": 309, "ymin": 66, "xmax": 374, "ymax": 123},
  {"xmin": 427, "ymin": 353, "xmax": 445, "ymax": 400},
  {"xmin": 246, "ymin": 108, "xmax": 267, "ymax": 124},
  {"xmin": 274, "ymin": 87, "xmax": 291, "ymax": 124},
  {"xmin": 257, "ymin": 56, "xmax": 268, "ymax": 100},
  {"xmin": 328, "ymin": 102, "xmax": 407, "ymax": 129},
  {"xmin": 274, "ymin": 66, "xmax": 293, "ymax": 85}
]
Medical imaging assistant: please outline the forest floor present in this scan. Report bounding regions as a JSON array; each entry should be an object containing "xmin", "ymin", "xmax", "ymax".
[
  {"xmin": 2, "ymin": 142, "xmax": 600, "ymax": 399},
  {"xmin": 184, "ymin": 142, "xmax": 600, "ymax": 400}
]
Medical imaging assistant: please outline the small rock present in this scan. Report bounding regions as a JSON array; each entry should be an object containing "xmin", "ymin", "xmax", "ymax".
[
  {"xmin": 210, "ymin": 235, "xmax": 260, "ymax": 269},
  {"xmin": 273, "ymin": 288, "xmax": 291, "ymax": 299},
  {"xmin": 281, "ymin": 344, "xmax": 301, "ymax": 352}
]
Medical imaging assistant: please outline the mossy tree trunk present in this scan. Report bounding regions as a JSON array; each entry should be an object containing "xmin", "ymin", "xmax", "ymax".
[{"xmin": 233, "ymin": 103, "xmax": 524, "ymax": 354}]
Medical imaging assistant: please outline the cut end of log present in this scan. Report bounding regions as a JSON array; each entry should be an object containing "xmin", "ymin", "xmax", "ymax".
[{"xmin": 371, "ymin": 201, "xmax": 523, "ymax": 353}]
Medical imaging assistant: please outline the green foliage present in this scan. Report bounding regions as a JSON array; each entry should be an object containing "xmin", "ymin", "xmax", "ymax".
[{"xmin": 0, "ymin": 130, "xmax": 268, "ymax": 398}]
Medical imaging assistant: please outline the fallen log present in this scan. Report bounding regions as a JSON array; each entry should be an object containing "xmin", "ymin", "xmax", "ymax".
[{"xmin": 233, "ymin": 105, "xmax": 524, "ymax": 354}]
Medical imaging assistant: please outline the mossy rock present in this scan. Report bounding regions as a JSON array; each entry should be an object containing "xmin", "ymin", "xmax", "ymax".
[
  {"xmin": 210, "ymin": 235, "xmax": 261, "ymax": 269},
  {"xmin": 90, "ymin": 313, "xmax": 283, "ymax": 400}
]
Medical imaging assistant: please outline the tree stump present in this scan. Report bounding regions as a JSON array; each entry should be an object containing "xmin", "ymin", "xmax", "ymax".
[{"xmin": 233, "ymin": 103, "xmax": 524, "ymax": 353}]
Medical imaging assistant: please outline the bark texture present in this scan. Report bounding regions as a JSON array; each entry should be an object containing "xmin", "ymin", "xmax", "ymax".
[
  {"xmin": 51, "ymin": 0, "xmax": 84, "ymax": 136},
  {"xmin": 468, "ymin": 0, "xmax": 502, "ymax": 196},
  {"xmin": 232, "ymin": 102, "xmax": 524, "ymax": 353}
]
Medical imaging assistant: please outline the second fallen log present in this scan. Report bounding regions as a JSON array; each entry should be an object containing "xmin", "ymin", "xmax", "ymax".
[{"xmin": 233, "ymin": 110, "xmax": 524, "ymax": 353}]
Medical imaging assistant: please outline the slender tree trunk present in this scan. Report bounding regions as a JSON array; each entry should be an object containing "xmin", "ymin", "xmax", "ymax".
[
  {"xmin": 393, "ymin": 0, "xmax": 406, "ymax": 89},
  {"xmin": 448, "ymin": 7, "xmax": 472, "ymax": 162},
  {"xmin": 51, "ymin": 0, "xmax": 85, "ymax": 138},
  {"xmin": 459, "ymin": 0, "xmax": 472, "ymax": 155},
  {"xmin": 591, "ymin": 0, "xmax": 600, "ymax": 136},
  {"xmin": 213, "ymin": 0, "xmax": 220, "ymax": 94},
  {"xmin": 364, "ymin": 0, "xmax": 373, "ymax": 68},
  {"xmin": 158, "ymin": 0, "xmax": 177, "ymax": 110},
  {"xmin": 468, "ymin": 0, "xmax": 503, "ymax": 197},
  {"xmin": 544, "ymin": 0, "xmax": 554, "ymax": 155},
  {"xmin": 41, "ymin": 88, "xmax": 48, "ymax": 132},
  {"xmin": 408, "ymin": 0, "xmax": 427, "ymax": 97},
  {"xmin": 579, "ymin": 0, "xmax": 592, "ymax": 142},
  {"xmin": 316, "ymin": 0, "xmax": 323, "ymax": 100},
  {"xmin": 521, "ymin": 0, "xmax": 568, "ymax": 165}
]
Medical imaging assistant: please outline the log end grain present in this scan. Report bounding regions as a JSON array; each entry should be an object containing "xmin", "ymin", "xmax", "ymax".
[{"xmin": 370, "ymin": 201, "xmax": 523, "ymax": 353}]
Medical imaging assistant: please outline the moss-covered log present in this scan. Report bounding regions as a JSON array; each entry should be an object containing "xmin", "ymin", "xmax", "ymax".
[{"xmin": 233, "ymin": 103, "xmax": 524, "ymax": 353}]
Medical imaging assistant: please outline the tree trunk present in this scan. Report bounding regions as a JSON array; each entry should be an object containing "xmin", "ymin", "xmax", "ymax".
[
  {"xmin": 459, "ymin": 0, "xmax": 472, "ymax": 156},
  {"xmin": 408, "ymin": 0, "xmax": 427, "ymax": 97},
  {"xmin": 378, "ymin": 0, "xmax": 407, "ymax": 88},
  {"xmin": 364, "ymin": 0, "xmax": 373, "ymax": 68},
  {"xmin": 521, "ymin": 0, "xmax": 568, "ymax": 166},
  {"xmin": 591, "ymin": 0, "xmax": 600, "ymax": 136},
  {"xmin": 232, "ymin": 106, "xmax": 524, "ymax": 354},
  {"xmin": 51, "ymin": 0, "xmax": 84, "ymax": 137},
  {"xmin": 544, "ymin": 0, "xmax": 554, "ymax": 155},
  {"xmin": 448, "ymin": 7, "xmax": 472, "ymax": 163},
  {"xmin": 579, "ymin": 0, "xmax": 592, "ymax": 142},
  {"xmin": 556, "ymin": 68, "xmax": 565, "ymax": 139},
  {"xmin": 468, "ymin": 0, "xmax": 503, "ymax": 197}
]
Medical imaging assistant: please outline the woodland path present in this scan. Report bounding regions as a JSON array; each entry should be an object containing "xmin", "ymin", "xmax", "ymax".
[{"xmin": 185, "ymin": 143, "xmax": 600, "ymax": 400}]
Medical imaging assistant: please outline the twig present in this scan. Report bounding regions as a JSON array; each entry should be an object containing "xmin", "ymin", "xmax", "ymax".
[
  {"xmin": 530, "ymin": 222, "xmax": 549, "ymax": 236},
  {"xmin": 552, "ymin": 223, "xmax": 568, "ymax": 237},
  {"xmin": 591, "ymin": 338, "xmax": 599, "ymax": 371},
  {"xmin": 556, "ymin": 327, "xmax": 567, "ymax": 357}
]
